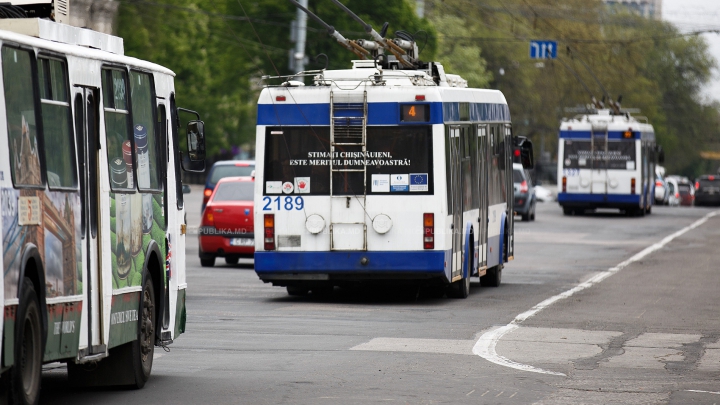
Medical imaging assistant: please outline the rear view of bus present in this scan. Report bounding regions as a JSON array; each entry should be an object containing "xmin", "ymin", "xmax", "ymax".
[{"xmin": 558, "ymin": 109, "xmax": 662, "ymax": 216}]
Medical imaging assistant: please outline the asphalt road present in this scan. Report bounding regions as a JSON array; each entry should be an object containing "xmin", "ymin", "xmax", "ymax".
[{"xmin": 40, "ymin": 186, "xmax": 720, "ymax": 404}]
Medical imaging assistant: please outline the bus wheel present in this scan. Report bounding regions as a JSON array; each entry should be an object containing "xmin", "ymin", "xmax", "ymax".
[
  {"xmin": 10, "ymin": 278, "xmax": 42, "ymax": 405},
  {"xmin": 131, "ymin": 276, "xmax": 156, "ymax": 388},
  {"xmin": 480, "ymin": 265, "xmax": 502, "ymax": 287},
  {"xmin": 447, "ymin": 275, "xmax": 470, "ymax": 298}
]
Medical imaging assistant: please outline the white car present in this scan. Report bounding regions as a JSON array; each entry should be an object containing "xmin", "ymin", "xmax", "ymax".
[{"xmin": 666, "ymin": 177, "xmax": 680, "ymax": 206}]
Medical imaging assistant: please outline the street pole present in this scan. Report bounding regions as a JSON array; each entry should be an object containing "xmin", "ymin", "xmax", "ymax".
[{"xmin": 293, "ymin": 0, "xmax": 308, "ymax": 80}]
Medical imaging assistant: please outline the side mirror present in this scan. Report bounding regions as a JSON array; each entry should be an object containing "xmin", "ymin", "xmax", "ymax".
[
  {"xmin": 186, "ymin": 120, "xmax": 206, "ymax": 162},
  {"xmin": 177, "ymin": 107, "xmax": 206, "ymax": 173},
  {"xmin": 182, "ymin": 184, "xmax": 191, "ymax": 194},
  {"xmin": 513, "ymin": 136, "xmax": 534, "ymax": 169},
  {"xmin": 657, "ymin": 145, "xmax": 665, "ymax": 164}
]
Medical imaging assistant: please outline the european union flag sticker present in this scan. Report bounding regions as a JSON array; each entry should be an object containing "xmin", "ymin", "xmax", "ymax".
[
  {"xmin": 409, "ymin": 173, "xmax": 428, "ymax": 192},
  {"xmin": 245, "ymin": 208, "xmax": 250, "ymax": 216}
]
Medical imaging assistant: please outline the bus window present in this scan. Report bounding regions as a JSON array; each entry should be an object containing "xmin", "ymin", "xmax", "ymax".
[
  {"xmin": 262, "ymin": 126, "xmax": 433, "ymax": 196},
  {"xmin": 2, "ymin": 46, "xmax": 43, "ymax": 188},
  {"xmin": 38, "ymin": 57, "xmax": 76, "ymax": 189},
  {"xmin": 130, "ymin": 71, "xmax": 161, "ymax": 191},
  {"xmin": 102, "ymin": 68, "xmax": 134, "ymax": 192},
  {"xmin": 563, "ymin": 140, "xmax": 636, "ymax": 170}
]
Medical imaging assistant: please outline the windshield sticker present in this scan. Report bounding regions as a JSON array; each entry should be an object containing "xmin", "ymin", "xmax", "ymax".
[
  {"xmin": 295, "ymin": 177, "xmax": 310, "ymax": 194},
  {"xmin": 390, "ymin": 174, "xmax": 409, "ymax": 192},
  {"xmin": 266, "ymin": 181, "xmax": 282, "ymax": 194},
  {"xmin": 410, "ymin": 173, "xmax": 429, "ymax": 192},
  {"xmin": 371, "ymin": 174, "xmax": 390, "ymax": 193},
  {"xmin": 293, "ymin": 151, "xmax": 411, "ymax": 167},
  {"xmin": 282, "ymin": 182, "xmax": 294, "ymax": 194}
]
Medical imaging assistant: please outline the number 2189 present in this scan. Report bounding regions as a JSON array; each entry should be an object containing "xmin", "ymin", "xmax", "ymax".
[{"xmin": 262, "ymin": 196, "xmax": 304, "ymax": 211}]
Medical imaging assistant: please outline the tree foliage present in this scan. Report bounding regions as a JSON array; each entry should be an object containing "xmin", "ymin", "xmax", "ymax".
[
  {"xmin": 118, "ymin": 0, "xmax": 719, "ymax": 176},
  {"xmin": 426, "ymin": 0, "xmax": 719, "ymax": 177},
  {"xmin": 118, "ymin": 0, "xmax": 435, "ymax": 158}
]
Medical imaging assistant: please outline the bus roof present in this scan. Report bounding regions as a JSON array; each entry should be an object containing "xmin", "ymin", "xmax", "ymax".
[{"xmin": 0, "ymin": 19, "xmax": 175, "ymax": 77}]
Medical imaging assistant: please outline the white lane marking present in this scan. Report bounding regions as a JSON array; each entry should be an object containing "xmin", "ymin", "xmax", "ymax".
[
  {"xmin": 473, "ymin": 210, "xmax": 720, "ymax": 376},
  {"xmin": 685, "ymin": 390, "xmax": 720, "ymax": 395}
]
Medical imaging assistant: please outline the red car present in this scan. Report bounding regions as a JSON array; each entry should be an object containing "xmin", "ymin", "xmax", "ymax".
[{"xmin": 199, "ymin": 176, "xmax": 255, "ymax": 267}]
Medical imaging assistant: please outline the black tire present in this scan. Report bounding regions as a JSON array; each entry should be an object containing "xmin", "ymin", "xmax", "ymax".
[
  {"xmin": 447, "ymin": 274, "xmax": 470, "ymax": 298},
  {"xmin": 521, "ymin": 212, "xmax": 529, "ymax": 222},
  {"xmin": 225, "ymin": 257, "xmax": 239, "ymax": 265},
  {"xmin": 286, "ymin": 286, "xmax": 309, "ymax": 296},
  {"xmin": 131, "ymin": 276, "xmax": 156, "ymax": 388},
  {"xmin": 530, "ymin": 202, "xmax": 536, "ymax": 221},
  {"xmin": 200, "ymin": 256, "xmax": 215, "ymax": 267},
  {"xmin": 480, "ymin": 265, "xmax": 502, "ymax": 287},
  {"xmin": 311, "ymin": 285, "xmax": 334, "ymax": 297},
  {"xmin": 562, "ymin": 207, "xmax": 573, "ymax": 216},
  {"xmin": 10, "ymin": 278, "xmax": 43, "ymax": 405}
]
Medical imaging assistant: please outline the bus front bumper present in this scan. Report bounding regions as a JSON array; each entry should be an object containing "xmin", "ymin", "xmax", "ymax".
[{"xmin": 254, "ymin": 251, "xmax": 447, "ymax": 282}]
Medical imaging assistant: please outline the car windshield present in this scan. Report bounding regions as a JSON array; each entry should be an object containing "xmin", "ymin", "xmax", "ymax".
[
  {"xmin": 513, "ymin": 170, "xmax": 524, "ymax": 183},
  {"xmin": 209, "ymin": 165, "xmax": 254, "ymax": 184},
  {"xmin": 212, "ymin": 181, "xmax": 254, "ymax": 202}
]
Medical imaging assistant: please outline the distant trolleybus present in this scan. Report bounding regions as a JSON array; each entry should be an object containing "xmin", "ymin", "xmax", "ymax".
[
  {"xmin": 252, "ymin": 12, "xmax": 533, "ymax": 298},
  {"xmin": 558, "ymin": 109, "xmax": 662, "ymax": 216},
  {"xmin": 0, "ymin": 11, "xmax": 205, "ymax": 403}
]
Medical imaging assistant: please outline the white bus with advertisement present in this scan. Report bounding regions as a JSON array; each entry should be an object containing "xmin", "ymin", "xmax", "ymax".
[{"xmin": 0, "ymin": 9, "xmax": 204, "ymax": 403}]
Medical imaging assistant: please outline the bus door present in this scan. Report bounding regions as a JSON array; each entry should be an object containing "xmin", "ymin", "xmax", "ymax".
[
  {"xmin": 591, "ymin": 122, "xmax": 608, "ymax": 194},
  {"xmin": 504, "ymin": 125, "xmax": 514, "ymax": 259},
  {"xmin": 477, "ymin": 125, "xmax": 488, "ymax": 269},
  {"xmin": 74, "ymin": 87, "xmax": 105, "ymax": 355},
  {"xmin": 448, "ymin": 127, "xmax": 463, "ymax": 280}
]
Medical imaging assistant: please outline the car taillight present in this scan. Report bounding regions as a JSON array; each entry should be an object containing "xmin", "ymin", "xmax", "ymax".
[
  {"xmin": 675, "ymin": 192, "xmax": 679, "ymax": 198},
  {"xmin": 519, "ymin": 180, "xmax": 528, "ymax": 193},
  {"xmin": 695, "ymin": 181, "xmax": 700, "ymax": 190},
  {"xmin": 202, "ymin": 208, "xmax": 214, "ymax": 226},
  {"xmin": 423, "ymin": 213, "xmax": 434, "ymax": 249},
  {"xmin": 562, "ymin": 176, "xmax": 567, "ymax": 193},
  {"xmin": 203, "ymin": 188, "xmax": 213, "ymax": 205},
  {"xmin": 264, "ymin": 214, "xmax": 275, "ymax": 250},
  {"xmin": 631, "ymin": 178, "xmax": 636, "ymax": 195},
  {"xmin": 655, "ymin": 180, "xmax": 662, "ymax": 187}
]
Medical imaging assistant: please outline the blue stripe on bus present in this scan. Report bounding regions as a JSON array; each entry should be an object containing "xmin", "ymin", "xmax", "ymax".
[
  {"xmin": 254, "ymin": 250, "xmax": 446, "ymax": 274},
  {"xmin": 557, "ymin": 193, "xmax": 641, "ymax": 204},
  {"xmin": 256, "ymin": 102, "xmax": 510, "ymax": 125}
]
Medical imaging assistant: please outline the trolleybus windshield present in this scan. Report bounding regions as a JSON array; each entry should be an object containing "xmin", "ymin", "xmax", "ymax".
[
  {"xmin": 563, "ymin": 139, "xmax": 636, "ymax": 170},
  {"xmin": 263, "ymin": 126, "xmax": 433, "ymax": 195}
]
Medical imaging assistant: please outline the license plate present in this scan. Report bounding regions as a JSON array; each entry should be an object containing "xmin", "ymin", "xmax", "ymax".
[{"xmin": 230, "ymin": 238, "xmax": 253, "ymax": 246}]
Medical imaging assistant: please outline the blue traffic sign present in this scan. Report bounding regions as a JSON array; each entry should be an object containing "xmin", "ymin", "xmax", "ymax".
[{"xmin": 530, "ymin": 40, "xmax": 557, "ymax": 59}]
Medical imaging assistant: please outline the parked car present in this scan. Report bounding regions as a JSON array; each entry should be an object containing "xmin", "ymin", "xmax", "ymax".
[
  {"xmin": 202, "ymin": 160, "xmax": 255, "ymax": 212},
  {"xmin": 513, "ymin": 163, "xmax": 535, "ymax": 221},
  {"xmin": 665, "ymin": 177, "xmax": 680, "ymax": 206},
  {"xmin": 695, "ymin": 175, "xmax": 720, "ymax": 206},
  {"xmin": 199, "ymin": 176, "xmax": 255, "ymax": 267}
]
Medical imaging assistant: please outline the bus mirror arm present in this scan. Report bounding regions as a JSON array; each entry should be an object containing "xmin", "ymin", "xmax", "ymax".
[
  {"xmin": 177, "ymin": 107, "xmax": 206, "ymax": 173},
  {"xmin": 657, "ymin": 145, "xmax": 665, "ymax": 164}
]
